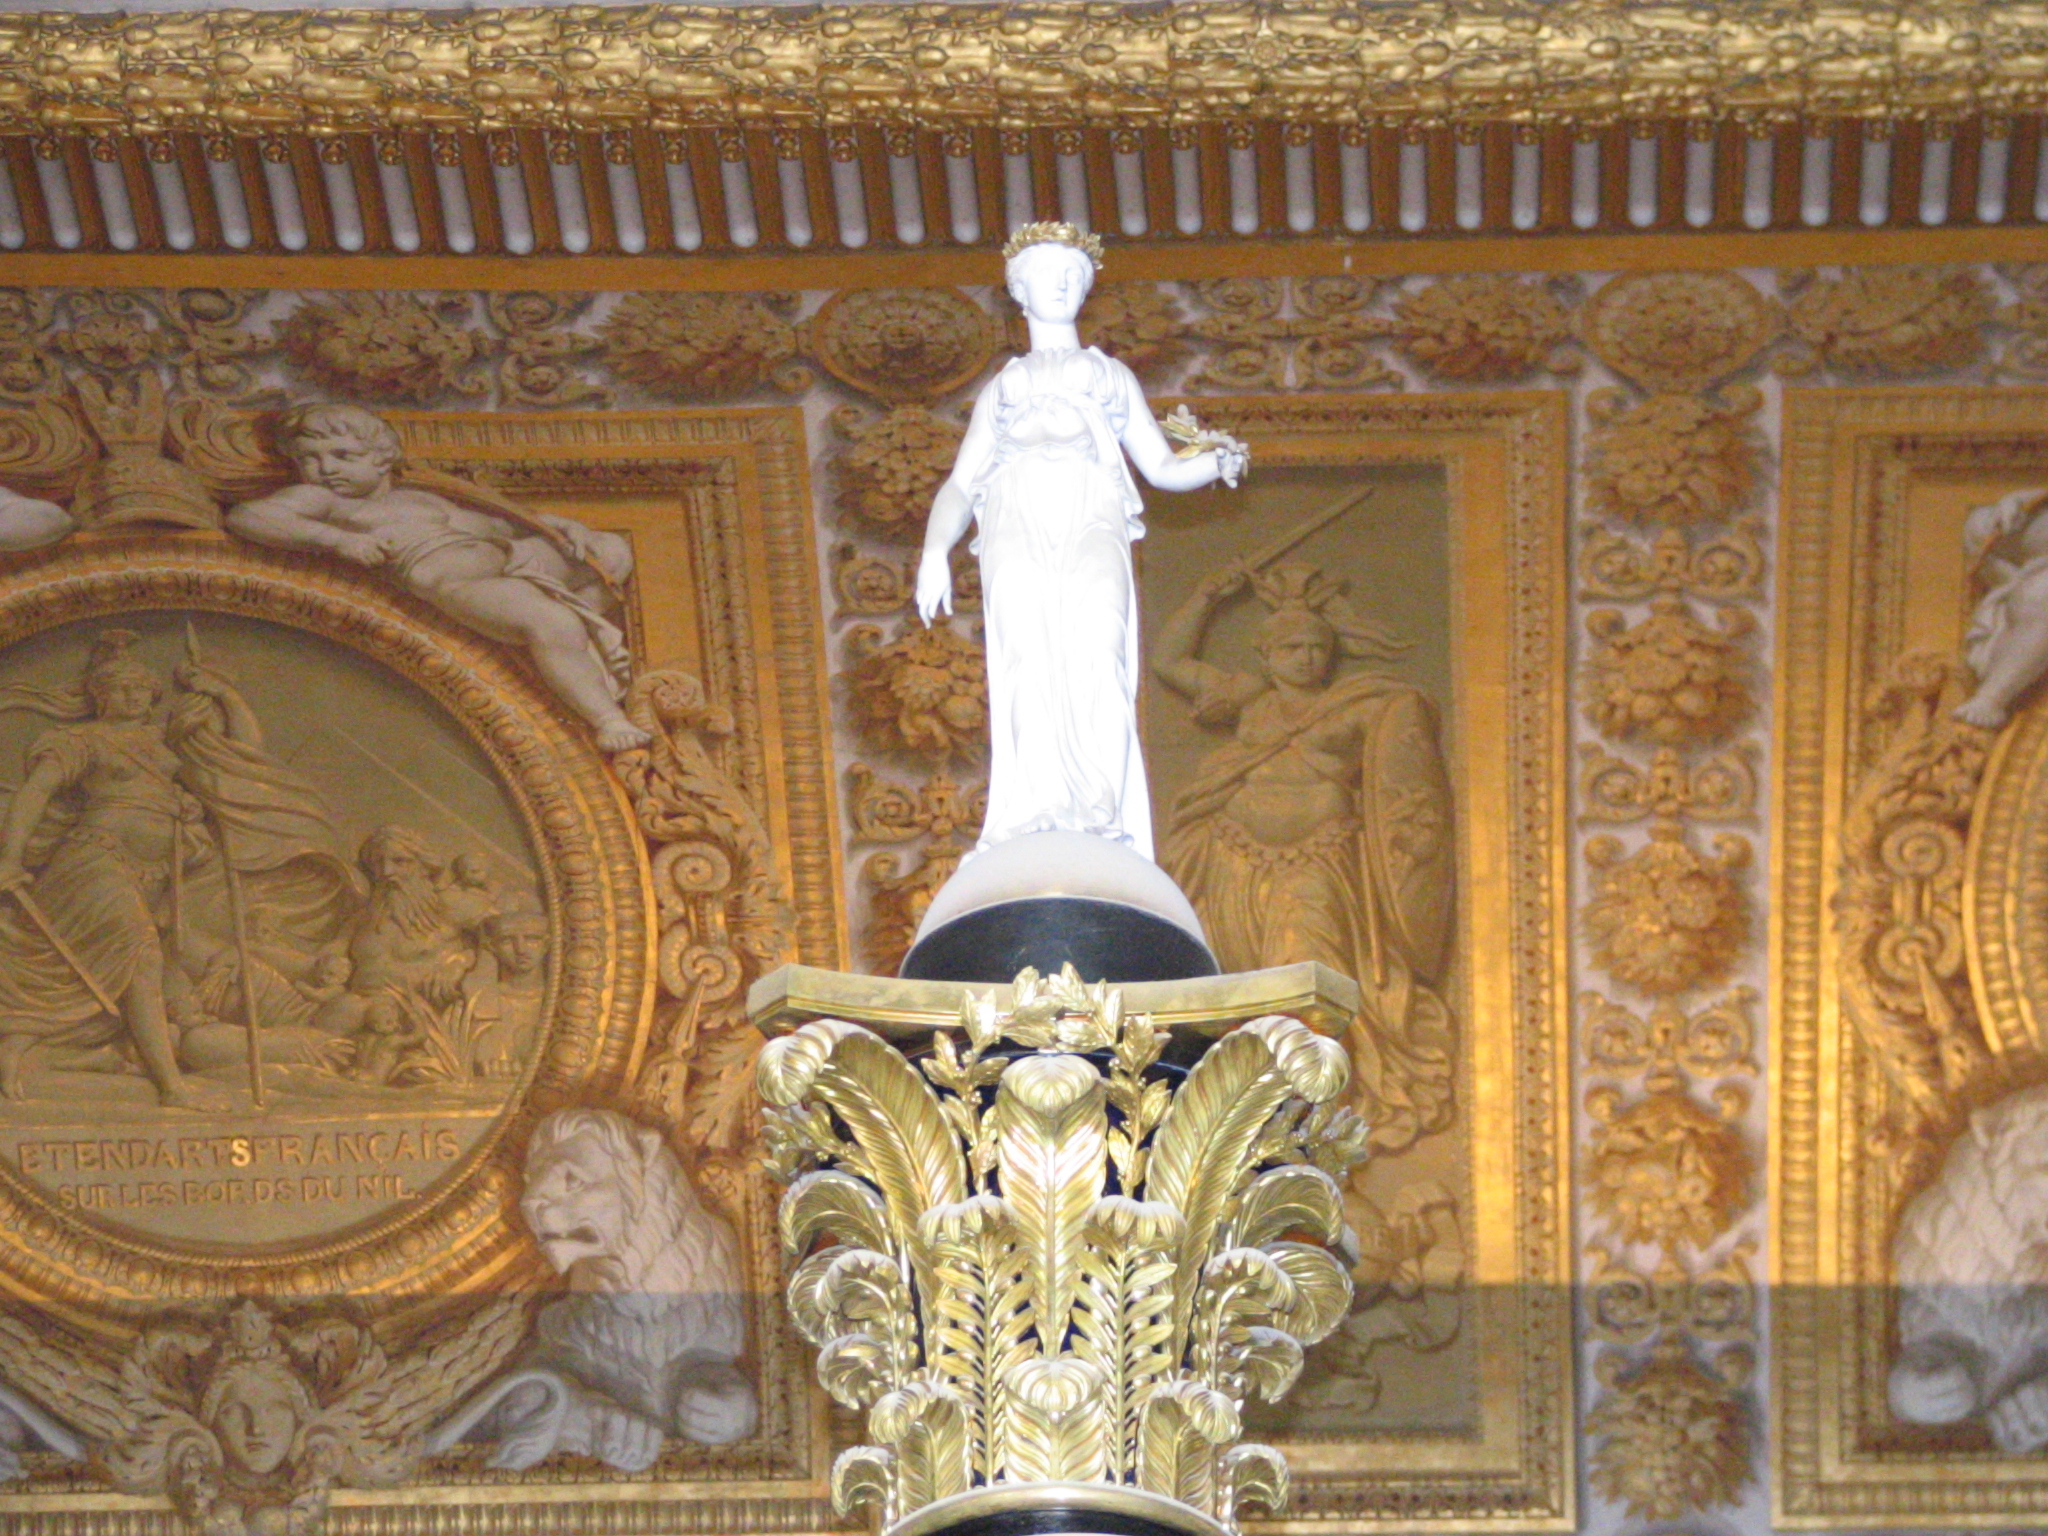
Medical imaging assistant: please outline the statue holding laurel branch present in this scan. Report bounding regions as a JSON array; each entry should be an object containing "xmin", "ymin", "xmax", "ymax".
[{"xmin": 914, "ymin": 222, "xmax": 1248, "ymax": 861}]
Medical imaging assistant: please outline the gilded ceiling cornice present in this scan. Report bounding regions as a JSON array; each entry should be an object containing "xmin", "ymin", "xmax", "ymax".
[{"xmin": 0, "ymin": 1, "xmax": 2041, "ymax": 138}]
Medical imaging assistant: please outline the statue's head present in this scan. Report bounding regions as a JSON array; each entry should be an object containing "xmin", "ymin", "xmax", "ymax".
[
  {"xmin": 82, "ymin": 630, "xmax": 161, "ymax": 720},
  {"xmin": 277, "ymin": 402, "xmax": 402, "ymax": 500},
  {"xmin": 485, "ymin": 908, "xmax": 550, "ymax": 981},
  {"xmin": 520, "ymin": 1109, "xmax": 708, "ymax": 1287},
  {"xmin": 1003, "ymin": 222, "xmax": 1103, "ymax": 325},
  {"xmin": 1255, "ymin": 606, "xmax": 1339, "ymax": 688}
]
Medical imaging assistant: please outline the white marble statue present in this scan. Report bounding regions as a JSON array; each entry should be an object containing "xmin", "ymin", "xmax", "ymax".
[
  {"xmin": 227, "ymin": 404, "xmax": 649, "ymax": 752},
  {"xmin": 914, "ymin": 223, "xmax": 1246, "ymax": 859},
  {"xmin": 1958, "ymin": 487, "xmax": 2048, "ymax": 729},
  {"xmin": 1888, "ymin": 1081, "xmax": 2048, "ymax": 1449},
  {"xmin": 428, "ymin": 1110, "xmax": 756, "ymax": 1470}
]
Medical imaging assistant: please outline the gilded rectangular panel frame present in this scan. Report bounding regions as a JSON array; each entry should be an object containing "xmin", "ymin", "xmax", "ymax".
[
  {"xmin": 1179, "ymin": 394, "xmax": 1574, "ymax": 1534},
  {"xmin": 0, "ymin": 405, "xmax": 849, "ymax": 1535},
  {"xmin": 1774, "ymin": 386, "xmax": 2048, "ymax": 1527}
]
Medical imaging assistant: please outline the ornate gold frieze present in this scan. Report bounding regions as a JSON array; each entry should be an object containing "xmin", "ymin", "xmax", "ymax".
[{"xmin": 0, "ymin": 4, "xmax": 2037, "ymax": 136}]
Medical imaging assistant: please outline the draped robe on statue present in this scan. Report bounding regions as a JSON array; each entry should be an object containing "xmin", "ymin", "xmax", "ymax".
[{"xmin": 969, "ymin": 346, "xmax": 1155, "ymax": 856}]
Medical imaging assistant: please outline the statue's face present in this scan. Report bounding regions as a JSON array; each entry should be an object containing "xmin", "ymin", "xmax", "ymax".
[
  {"xmin": 292, "ymin": 436, "xmax": 393, "ymax": 499},
  {"xmin": 521, "ymin": 1134, "xmax": 626, "ymax": 1274},
  {"xmin": 1006, "ymin": 245, "xmax": 1094, "ymax": 325},
  {"xmin": 91, "ymin": 673, "xmax": 157, "ymax": 722},
  {"xmin": 1262, "ymin": 631, "xmax": 1335, "ymax": 688},
  {"xmin": 212, "ymin": 1374, "xmax": 300, "ymax": 1477}
]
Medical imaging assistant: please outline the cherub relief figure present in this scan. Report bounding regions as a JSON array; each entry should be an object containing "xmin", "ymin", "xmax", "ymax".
[
  {"xmin": 1957, "ymin": 487, "xmax": 2048, "ymax": 729},
  {"xmin": 1152, "ymin": 543, "xmax": 1457, "ymax": 1152},
  {"xmin": 226, "ymin": 404, "xmax": 648, "ymax": 752},
  {"xmin": 430, "ymin": 1109, "xmax": 756, "ymax": 1470}
]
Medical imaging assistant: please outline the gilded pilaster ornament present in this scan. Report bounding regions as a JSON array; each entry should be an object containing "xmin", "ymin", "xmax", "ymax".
[
  {"xmin": 1586, "ymin": 1079, "xmax": 1752, "ymax": 1251},
  {"xmin": 1587, "ymin": 1338, "xmax": 1753, "ymax": 1521},
  {"xmin": 1582, "ymin": 990, "xmax": 1759, "ymax": 1081},
  {"xmin": 1582, "ymin": 386, "xmax": 1763, "ymax": 529},
  {"xmin": 810, "ymin": 288, "xmax": 1000, "ymax": 405},
  {"xmin": 1578, "ymin": 741, "xmax": 1759, "ymax": 823},
  {"xmin": 1581, "ymin": 271, "xmax": 1780, "ymax": 394},
  {"xmin": 597, "ymin": 291, "xmax": 809, "ymax": 400},
  {"xmin": 1389, "ymin": 276, "xmax": 1575, "ymax": 384},
  {"xmin": 845, "ymin": 764, "xmax": 986, "ymax": 973},
  {"xmin": 1583, "ymin": 822, "xmax": 1751, "ymax": 998},
  {"xmin": 1579, "ymin": 519, "xmax": 1767, "ymax": 605},
  {"xmin": 276, "ymin": 291, "xmax": 489, "ymax": 404},
  {"xmin": 1782, "ymin": 264, "xmax": 1996, "ymax": 377},
  {"xmin": 757, "ymin": 966, "xmax": 1369, "ymax": 1532},
  {"xmin": 833, "ymin": 404, "xmax": 970, "ymax": 543},
  {"xmin": 1583, "ymin": 597, "xmax": 1756, "ymax": 747},
  {"xmin": 844, "ymin": 619, "xmax": 990, "ymax": 764}
]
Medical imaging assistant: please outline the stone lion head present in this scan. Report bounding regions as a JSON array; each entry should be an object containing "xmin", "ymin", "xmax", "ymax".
[{"xmin": 519, "ymin": 1109, "xmax": 741, "ymax": 1299}]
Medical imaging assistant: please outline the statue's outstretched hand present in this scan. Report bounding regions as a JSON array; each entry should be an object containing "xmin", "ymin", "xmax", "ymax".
[
  {"xmin": 1215, "ymin": 446, "xmax": 1249, "ymax": 489},
  {"xmin": 915, "ymin": 548, "xmax": 954, "ymax": 625}
]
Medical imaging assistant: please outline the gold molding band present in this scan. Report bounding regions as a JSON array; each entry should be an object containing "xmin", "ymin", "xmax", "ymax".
[{"xmin": 1, "ymin": 2, "xmax": 2039, "ymax": 137}]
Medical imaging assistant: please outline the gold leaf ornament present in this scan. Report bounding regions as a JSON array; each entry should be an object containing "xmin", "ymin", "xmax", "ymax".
[
  {"xmin": 1582, "ymin": 271, "xmax": 1779, "ymax": 393},
  {"xmin": 757, "ymin": 970, "xmax": 1367, "ymax": 1533}
]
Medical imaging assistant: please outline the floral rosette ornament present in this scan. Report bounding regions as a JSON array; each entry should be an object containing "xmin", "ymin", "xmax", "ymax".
[{"xmin": 758, "ymin": 966, "xmax": 1369, "ymax": 1536}]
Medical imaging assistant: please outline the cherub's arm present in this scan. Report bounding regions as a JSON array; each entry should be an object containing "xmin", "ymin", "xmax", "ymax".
[
  {"xmin": 227, "ymin": 485, "xmax": 386, "ymax": 565},
  {"xmin": 916, "ymin": 384, "xmax": 1000, "ymax": 624}
]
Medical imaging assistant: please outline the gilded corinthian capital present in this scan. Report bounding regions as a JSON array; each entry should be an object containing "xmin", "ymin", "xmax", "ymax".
[{"xmin": 756, "ymin": 964, "xmax": 1369, "ymax": 1536}]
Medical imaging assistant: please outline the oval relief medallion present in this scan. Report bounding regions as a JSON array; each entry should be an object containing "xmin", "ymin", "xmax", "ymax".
[{"xmin": 0, "ymin": 544, "xmax": 648, "ymax": 1305}]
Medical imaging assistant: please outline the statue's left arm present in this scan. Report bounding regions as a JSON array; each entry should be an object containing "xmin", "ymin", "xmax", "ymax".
[{"xmin": 1116, "ymin": 370, "xmax": 1245, "ymax": 492}]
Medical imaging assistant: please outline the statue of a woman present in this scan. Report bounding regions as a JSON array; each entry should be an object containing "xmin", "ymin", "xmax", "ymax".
[{"xmin": 916, "ymin": 223, "xmax": 1245, "ymax": 860}]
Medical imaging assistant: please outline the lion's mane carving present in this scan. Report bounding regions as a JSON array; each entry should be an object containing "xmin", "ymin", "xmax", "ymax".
[
  {"xmin": 430, "ymin": 1109, "xmax": 756, "ymax": 1471},
  {"xmin": 1890, "ymin": 1080, "xmax": 2048, "ymax": 1450}
]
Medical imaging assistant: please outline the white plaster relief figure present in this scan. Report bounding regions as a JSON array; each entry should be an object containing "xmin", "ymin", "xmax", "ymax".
[
  {"xmin": 1888, "ymin": 1080, "xmax": 2048, "ymax": 1449},
  {"xmin": 226, "ymin": 404, "xmax": 650, "ymax": 752},
  {"xmin": 0, "ymin": 486, "xmax": 70, "ymax": 552},
  {"xmin": 1957, "ymin": 487, "xmax": 2048, "ymax": 729},
  {"xmin": 915, "ymin": 224, "xmax": 1246, "ymax": 858},
  {"xmin": 429, "ymin": 1110, "xmax": 756, "ymax": 1470}
]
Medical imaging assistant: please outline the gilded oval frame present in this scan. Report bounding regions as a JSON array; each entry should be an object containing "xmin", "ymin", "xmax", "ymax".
[{"xmin": 0, "ymin": 538, "xmax": 653, "ymax": 1312}]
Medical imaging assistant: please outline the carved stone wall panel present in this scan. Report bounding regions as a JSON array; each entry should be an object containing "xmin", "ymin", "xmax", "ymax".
[{"xmin": 1773, "ymin": 388, "xmax": 2048, "ymax": 1524}]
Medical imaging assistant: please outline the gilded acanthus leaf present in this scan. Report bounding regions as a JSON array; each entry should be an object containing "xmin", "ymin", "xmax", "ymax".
[{"xmin": 758, "ymin": 970, "xmax": 1367, "ymax": 1533}]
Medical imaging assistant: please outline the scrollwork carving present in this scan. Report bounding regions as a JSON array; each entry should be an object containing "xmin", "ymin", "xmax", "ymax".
[
  {"xmin": 1580, "ymin": 519, "xmax": 1767, "ymax": 604},
  {"xmin": 1578, "ymin": 742, "xmax": 1759, "ymax": 822},
  {"xmin": 1587, "ymin": 1243, "xmax": 1758, "ymax": 1348},
  {"xmin": 612, "ymin": 669, "xmax": 797, "ymax": 1150}
]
